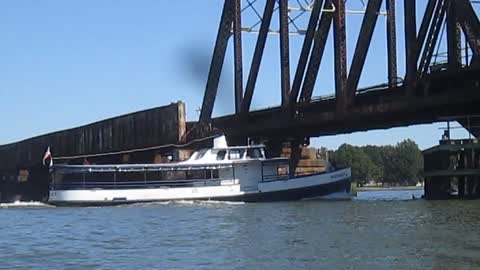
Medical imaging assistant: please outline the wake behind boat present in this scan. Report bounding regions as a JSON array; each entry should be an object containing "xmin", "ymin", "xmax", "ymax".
[{"xmin": 48, "ymin": 136, "xmax": 352, "ymax": 206}]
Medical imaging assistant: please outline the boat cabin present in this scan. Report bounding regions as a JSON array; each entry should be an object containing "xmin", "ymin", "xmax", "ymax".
[
  {"xmin": 183, "ymin": 145, "xmax": 267, "ymax": 165},
  {"xmin": 49, "ymin": 136, "xmax": 291, "ymax": 191},
  {"xmin": 47, "ymin": 135, "xmax": 352, "ymax": 204}
]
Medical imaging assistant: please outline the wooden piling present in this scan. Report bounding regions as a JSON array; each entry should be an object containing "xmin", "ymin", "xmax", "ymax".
[{"xmin": 423, "ymin": 138, "xmax": 480, "ymax": 199}]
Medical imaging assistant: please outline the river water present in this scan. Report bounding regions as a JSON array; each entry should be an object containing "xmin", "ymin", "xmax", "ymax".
[{"xmin": 1, "ymin": 189, "xmax": 479, "ymax": 270}]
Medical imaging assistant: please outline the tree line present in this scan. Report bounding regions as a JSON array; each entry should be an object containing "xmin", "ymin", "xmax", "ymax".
[{"xmin": 329, "ymin": 139, "xmax": 424, "ymax": 187}]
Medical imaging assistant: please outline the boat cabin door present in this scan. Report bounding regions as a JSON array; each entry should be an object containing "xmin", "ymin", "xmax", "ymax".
[{"xmin": 234, "ymin": 161, "xmax": 261, "ymax": 192}]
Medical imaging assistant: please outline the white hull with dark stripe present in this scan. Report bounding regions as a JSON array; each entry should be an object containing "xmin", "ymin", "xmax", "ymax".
[
  {"xmin": 48, "ymin": 136, "xmax": 352, "ymax": 206},
  {"xmin": 48, "ymin": 168, "xmax": 351, "ymax": 206}
]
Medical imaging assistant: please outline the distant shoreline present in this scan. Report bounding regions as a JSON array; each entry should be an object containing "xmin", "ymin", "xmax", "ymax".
[{"xmin": 357, "ymin": 186, "xmax": 423, "ymax": 192}]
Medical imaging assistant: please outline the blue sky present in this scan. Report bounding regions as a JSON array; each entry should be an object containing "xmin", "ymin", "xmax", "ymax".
[{"xmin": 0, "ymin": 0, "xmax": 473, "ymax": 150}]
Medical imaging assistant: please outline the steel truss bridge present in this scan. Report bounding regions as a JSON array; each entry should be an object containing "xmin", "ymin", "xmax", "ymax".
[{"xmin": 194, "ymin": 0, "xmax": 480, "ymax": 143}]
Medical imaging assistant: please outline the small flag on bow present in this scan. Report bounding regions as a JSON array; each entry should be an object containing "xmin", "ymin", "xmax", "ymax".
[{"xmin": 42, "ymin": 146, "xmax": 53, "ymax": 167}]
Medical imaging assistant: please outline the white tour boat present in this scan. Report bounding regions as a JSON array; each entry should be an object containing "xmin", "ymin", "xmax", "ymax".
[{"xmin": 48, "ymin": 136, "xmax": 352, "ymax": 206}]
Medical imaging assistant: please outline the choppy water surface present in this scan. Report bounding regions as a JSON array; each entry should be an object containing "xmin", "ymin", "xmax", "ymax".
[{"xmin": 1, "ymin": 189, "xmax": 480, "ymax": 270}]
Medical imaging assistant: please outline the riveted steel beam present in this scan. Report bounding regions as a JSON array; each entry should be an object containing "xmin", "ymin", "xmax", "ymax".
[
  {"xmin": 404, "ymin": 0, "xmax": 417, "ymax": 93},
  {"xmin": 418, "ymin": 0, "xmax": 447, "ymax": 75},
  {"xmin": 386, "ymin": 0, "xmax": 398, "ymax": 87},
  {"xmin": 289, "ymin": 0, "xmax": 324, "ymax": 107},
  {"xmin": 416, "ymin": 0, "xmax": 438, "ymax": 59},
  {"xmin": 233, "ymin": 0, "xmax": 244, "ymax": 114},
  {"xmin": 279, "ymin": 0, "xmax": 291, "ymax": 109},
  {"xmin": 299, "ymin": 0, "xmax": 334, "ymax": 103},
  {"xmin": 446, "ymin": 0, "xmax": 462, "ymax": 70},
  {"xmin": 346, "ymin": 0, "xmax": 383, "ymax": 102},
  {"xmin": 455, "ymin": 0, "xmax": 480, "ymax": 61},
  {"xmin": 241, "ymin": 0, "xmax": 276, "ymax": 113},
  {"xmin": 333, "ymin": 0, "xmax": 348, "ymax": 111},
  {"xmin": 200, "ymin": 0, "xmax": 234, "ymax": 122}
]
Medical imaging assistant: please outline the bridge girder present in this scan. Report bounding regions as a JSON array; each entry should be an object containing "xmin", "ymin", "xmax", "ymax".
[
  {"xmin": 213, "ymin": 68, "xmax": 480, "ymax": 139},
  {"xmin": 198, "ymin": 0, "xmax": 480, "ymax": 139}
]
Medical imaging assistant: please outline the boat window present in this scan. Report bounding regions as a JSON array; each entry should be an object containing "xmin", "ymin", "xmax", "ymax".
[
  {"xmin": 216, "ymin": 150, "xmax": 227, "ymax": 160},
  {"xmin": 195, "ymin": 149, "xmax": 208, "ymax": 160},
  {"xmin": 146, "ymin": 171, "xmax": 164, "ymax": 181},
  {"xmin": 58, "ymin": 172, "xmax": 84, "ymax": 182},
  {"xmin": 277, "ymin": 164, "xmax": 289, "ymax": 177},
  {"xmin": 212, "ymin": 169, "xmax": 219, "ymax": 179},
  {"xmin": 165, "ymin": 171, "xmax": 187, "ymax": 181},
  {"xmin": 247, "ymin": 148, "xmax": 263, "ymax": 159},
  {"xmin": 228, "ymin": 149, "xmax": 245, "ymax": 160},
  {"xmin": 186, "ymin": 170, "xmax": 208, "ymax": 180},
  {"xmin": 116, "ymin": 172, "xmax": 145, "ymax": 182}
]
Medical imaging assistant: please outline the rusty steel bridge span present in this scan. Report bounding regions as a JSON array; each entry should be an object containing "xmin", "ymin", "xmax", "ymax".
[{"xmin": 195, "ymin": 0, "xmax": 480, "ymax": 142}]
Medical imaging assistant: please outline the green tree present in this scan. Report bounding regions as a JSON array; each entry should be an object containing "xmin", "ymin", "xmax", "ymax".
[
  {"xmin": 363, "ymin": 145, "xmax": 386, "ymax": 184},
  {"xmin": 392, "ymin": 139, "xmax": 424, "ymax": 185},
  {"xmin": 369, "ymin": 140, "xmax": 423, "ymax": 186},
  {"xmin": 332, "ymin": 140, "xmax": 424, "ymax": 187},
  {"xmin": 379, "ymin": 145, "xmax": 397, "ymax": 185},
  {"xmin": 332, "ymin": 144, "xmax": 380, "ymax": 186}
]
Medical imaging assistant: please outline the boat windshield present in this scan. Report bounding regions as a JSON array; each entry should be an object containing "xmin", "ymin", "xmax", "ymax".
[
  {"xmin": 216, "ymin": 150, "xmax": 227, "ymax": 160},
  {"xmin": 228, "ymin": 149, "xmax": 245, "ymax": 160},
  {"xmin": 246, "ymin": 148, "xmax": 264, "ymax": 159},
  {"xmin": 195, "ymin": 149, "xmax": 208, "ymax": 160}
]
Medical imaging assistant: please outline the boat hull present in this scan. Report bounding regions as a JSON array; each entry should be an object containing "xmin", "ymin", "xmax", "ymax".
[
  {"xmin": 48, "ymin": 169, "xmax": 351, "ymax": 206},
  {"xmin": 230, "ymin": 178, "xmax": 351, "ymax": 202}
]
